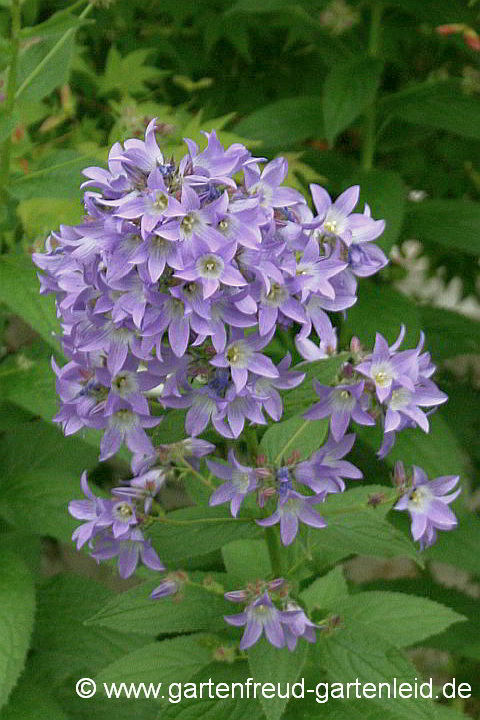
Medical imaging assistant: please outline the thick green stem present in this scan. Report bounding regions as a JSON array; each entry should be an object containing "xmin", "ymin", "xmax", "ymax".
[
  {"xmin": 361, "ymin": 1, "xmax": 383, "ymax": 171},
  {"xmin": 265, "ymin": 525, "xmax": 283, "ymax": 578},
  {"xmin": 0, "ymin": 0, "xmax": 21, "ymax": 194}
]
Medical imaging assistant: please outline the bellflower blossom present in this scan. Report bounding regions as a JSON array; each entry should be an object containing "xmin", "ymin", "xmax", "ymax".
[
  {"xmin": 208, "ymin": 450, "xmax": 259, "ymax": 517},
  {"xmin": 394, "ymin": 464, "xmax": 461, "ymax": 549},
  {"xmin": 224, "ymin": 581, "xmax": 321, "ymax": 650},
  {"xmin": 303, "ymin": 380, "xmax": 375, "ymax": 441}
]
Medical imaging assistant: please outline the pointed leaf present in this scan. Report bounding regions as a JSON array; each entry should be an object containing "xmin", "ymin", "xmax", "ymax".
[
  {"xmin": 248, "ymin": 639, "xmax": 308, "ymax": 720},
  {"xmin": 96, "ymin": 635, "xmax": 213, "ymax": 695},
  {"xmin": 323, "ymin": 57, "xmax": 383, "ymax": 145},
  {"xmin": 0, "ymin": 552, "xmax": 35, "ymax": 710}
]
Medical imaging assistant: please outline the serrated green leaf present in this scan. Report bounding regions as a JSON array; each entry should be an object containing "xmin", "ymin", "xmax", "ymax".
[
  {"xmin": 222, "ymin": 539, "xmax": 272, "ymax": 583},
  {"xmin": 248, "ymin": 639, "xmax": 309, "ymax": 720},
  {"xmin": 376, "ymin": 411, "xmax": 469, "ymax": 479},
  {"xmin": 16, "ymin": 31, "xmax": 75, "ymax": 102},
  {"xmin": 323, "ymin": 57, "xmax": 383, "ymax": 145},
  {"xmin": 31, "ymin": 575, "xmax": 149, "ymax": 687},
  {"xmin": 0, "ymin": 552, "xmax": 35, "ymax": 710},
  {"xmin": 381, "ymin": 81, "xmax": 480, "ymax": 141},
  {"xmin": 259, "ymin": 414, "xmax": 328, "ymax": 464},
  {"xmin": 333, "ymin": 591, "xmax": 465, "ymax": 647},
  {"xmin": 85, "ymin": 573, "xmax": 231, "ymax": 636},
  {"xmin": 147, "ymin": 506, "xmax": 260, "ymax": 563},
  {"xmin": 98, "ymin": 47, "xmax": 169, "ymax": 96},
  {"xmin": 96, "ymin": 635, "xmax": 213, "ymax": 697},
  {"xmin": 308, "ymin": 487, "xmax": 421, "ymax": 566},
  {"xmin": 235, "ymin": 96, "xmax": 324, "ymax": 147},
  {"xmin": 160, "ymin": 662, "xmax": 264, "ymax": 719},
  {"xmin": 300, "ymin": 566, "xmax": 348, "ymax": 613},
  {"xmin": 0, "ymin": 676, "xmax": 72, "ymax": 720},
  {"xmin": 0, "ymin": 420, "xmax": 99, "ymax": 541},
  {"xmin": 405, "ymin": 199, "xmax": 480, "ymax": 256},
  {"xmin": 0, "ymin": 254, "xmax": 61, "ymax": 353},
  {"xmin": 315, "ymin": 623, "xmax": 435, "ymax": 720},
  {"xmin": 19, "ymin": 10, "xmax": 88, "ymax": 40},
  {"xmin": 10, "ymin": 150, "xmax": 102, "ymax": 200}
]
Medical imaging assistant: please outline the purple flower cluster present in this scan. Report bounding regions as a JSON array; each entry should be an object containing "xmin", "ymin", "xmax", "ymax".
[
  {"xmin": 304, "ymin": 327, "xmax": 448, "ymax": 457},
  {"xmin": 68, "ymin": 472, "xmax": 164, "ymax": 578},
  {"xmin": 224, "ymin": 579, "xmax": 321, "ymax": 651},
  {"xmin": 38, "ymin": 120, "xmax": 461, "ymax": 656},
  {"xmin": 68, "ymin": 438, "xmax": 214, "ymax": 576},
  {"xmin": 207, "ymin": 436, "xmax": 363, "ymax": 546},
  {"xmin": 34, "ymin": 119, "xmax": 387, "ymax": 462}
]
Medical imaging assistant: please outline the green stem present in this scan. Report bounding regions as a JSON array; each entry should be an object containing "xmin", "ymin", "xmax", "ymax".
[
  {"xmin": 244, "ymin": 426, "xmax": 259, "ymax": 461},
  {"xmin": 265, "ymin": 525, "xmax": 283, "ymax": 577},
  {"xmin": 14, "ymin": 2, "xmax": 93, "ymax": 101},
  {"xmin": 172, "ymin": 459, "xmax": 214, "ymax": 489},
  {"xmin": 0, "ymin": 0, "xmax": 21, "ymax": 194},
  {"xmin": 361, "ymin": 1, "xmax": 384, "ymax": 171}
]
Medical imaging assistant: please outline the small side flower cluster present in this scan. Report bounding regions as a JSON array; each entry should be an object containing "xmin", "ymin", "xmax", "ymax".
[
  {"xmin": 33, "ymin": 119, "xmax": 387, "ymax": 465},
  {"xmin": 304, "ymin": 327, "xmax": 448, "ymax": 457},
  {"xmin": 224, "ymin": 579, "xmax": 322, "ymax": 651},
  {"xmin": 207, "ymin": 434, "xmax": 362, "ymax": 545},
  {"xmin": 68, "ymin": 439, "xmax": 214, "ymax": 577}
]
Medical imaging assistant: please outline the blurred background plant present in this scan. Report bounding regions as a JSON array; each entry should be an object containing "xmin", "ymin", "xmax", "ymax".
[{"xmin": 0, "ymin": 1, "xmax": 479, "ymax": 719}]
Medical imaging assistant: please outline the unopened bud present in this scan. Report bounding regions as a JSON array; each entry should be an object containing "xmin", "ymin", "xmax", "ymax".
[
  {"xmin": 213, "ymin": 645, "xmax": 236, "ymax": 663},
  {"xmin": 350, "ymin": 336, "xmax": 361, "ymax": 353},
  {"xmin": 203, "ymin": 575, "xmax": 224, "ymax": 595},
  {"xmin": 393, "ymin": 460, "xmax": 407, "ymax": 488}
]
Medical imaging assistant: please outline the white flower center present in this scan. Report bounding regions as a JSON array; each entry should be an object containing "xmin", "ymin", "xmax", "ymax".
[
  {"xmin": 371, "ymin": 361, "xmax": 394, "ymax": 387},
  {"xmin": 196, "ymin": 254, "xmax": 224, "ymax": 279},
  {"xmin": 226, "ymin": 342, "xmax": 250, "ymax": 368},
  {"xmin": 232, "ymin": 471, "xmax": 251, "ymax": 493},
  {"xmin": 113, "ymin": 502, "xmax": 134, "ymax": 521},
  {"xmin": 332, "ymin": 388, "xmax": 356, "ymax": 411},
  {"xmin": 263, "ymin": 283, "xmax": 288, "ymax": 307},
  {"xmin": 389, "ymin": 388, "xmax": 412, "ymax": 410},
  {"xmin": 407, "ymin": 486, "xmax": 433, "ymax": 513},
  {"xmin": 110, "ymin": 409, "xmax": 137, "ymax": 430},
  {"xmin": 153, "ymin": 192, "xmax": 168, "ymax": 211},
  {"xmin": 112, "ymin": 372, "xmax": 138, "ymax": 397},
  {"xmin": 181, "ymin": 213, "xmax": 197, "ymax": 235}
]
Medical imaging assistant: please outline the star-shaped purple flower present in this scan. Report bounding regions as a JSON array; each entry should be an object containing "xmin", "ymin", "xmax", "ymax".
[{"xmin": 394, "ymin": 464, "xmax": 460, "ymax": 549}]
